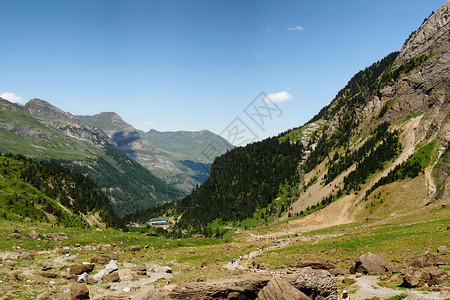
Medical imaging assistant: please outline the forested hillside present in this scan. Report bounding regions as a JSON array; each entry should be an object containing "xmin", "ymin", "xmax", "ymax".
[
  {"xmin": 170, "ymin": 137, "xmax": 304, "ymax": 232},
  {"xmin": 0, "ymin": 153, "xmax": 123, "ymax": 228}
]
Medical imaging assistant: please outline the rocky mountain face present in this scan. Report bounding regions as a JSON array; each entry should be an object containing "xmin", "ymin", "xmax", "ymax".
[
  {"xmin": 77, "ymin": 112, "xmax": 233, "ymax": 193},
  {"xmin": 0, "ymin": 99, "xmax": 184, "ymax": 216},
  {"xmin": 286, "ymin": 1, "xmax": 449, "ymax": 218},
  {"xmin": 25, "ymin": 99, "xmax": 113, "ymax": 147}
]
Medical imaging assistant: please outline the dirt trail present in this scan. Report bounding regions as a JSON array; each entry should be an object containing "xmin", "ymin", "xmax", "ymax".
[{"xmin": 349, "ymin": 275, "xmax": 443, "ymax": 300}]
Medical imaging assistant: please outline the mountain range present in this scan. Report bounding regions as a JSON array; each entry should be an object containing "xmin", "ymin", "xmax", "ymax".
[{"xmin": 76, "ymin": 112, "xmax": 233, "ymax": 193}]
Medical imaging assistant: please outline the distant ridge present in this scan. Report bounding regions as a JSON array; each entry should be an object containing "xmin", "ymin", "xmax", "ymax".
[
  {"xmin": 0, "ymin": 98, "xmax": 184, "ymax": 216},
  {"xmin": 77, "ymin": 112, "xmax": 233, "ymax": 193}
]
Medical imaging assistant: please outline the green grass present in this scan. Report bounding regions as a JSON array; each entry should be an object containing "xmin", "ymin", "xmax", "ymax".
[{"xmin": 258, "ymin": 206, "xmax": 450, "ymax": 269}]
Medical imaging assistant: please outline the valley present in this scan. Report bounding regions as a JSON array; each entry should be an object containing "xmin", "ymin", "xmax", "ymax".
[{"xmin": 0, "ymin": 1, "xmax": 449, "ymax": 299}]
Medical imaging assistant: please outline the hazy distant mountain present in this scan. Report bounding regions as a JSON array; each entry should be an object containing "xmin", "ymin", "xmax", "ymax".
[
  {"xmin": 143, "ymin": 129, "xmax": 233, "ymax": 162},
  {"xmin": 0, "ymin": 99, "xmax": 184, "ymax": 216},
  {"xmin": 77, "ymin": 112, "xmax": 233, "ymax": 193}
]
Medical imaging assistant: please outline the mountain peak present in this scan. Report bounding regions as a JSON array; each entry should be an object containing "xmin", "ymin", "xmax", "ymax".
[
  {"xmin": 397, "ymin": 1, "xmax": 449, "ymax": 62},
  {"xmin": 25, "ymin": 98, "xmax": 78, "ymax": 126}
]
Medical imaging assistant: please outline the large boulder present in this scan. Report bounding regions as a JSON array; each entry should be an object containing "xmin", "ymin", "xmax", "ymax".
[
  {"xmin": 124, "ymin": 245, "xmax": 140, "ymax": 252},
  {"xmin": 70, "ymin": 283, "xmax": 90, "ymax": 300},
  {"xmin": 91, "ymin": 253, "xmax": 119, "ymax": 265},
  {"xmin": 70, "ymin": 264, "xmax": 95, "ymax": 275},
  {"xmin": 102, "ymin": 271, "xmax": 120, "ymax": 282},
  {"xmin": 47, "ymin": 232, "xmax": 68, "ymax": 241},
  {"xmin": 437, "ymin": 246, "xmax": 448, "ymax": 254},
  {"xmin": 350, "ymin": 252, "xmax": 387, "ymax": 275},
  {"xmin": 257, "ymin": 276, "xmax": 309, "ymax": 300},
  {"xmin": 291, "ymin": 269, "xmax": 338, "ymax": 300}
]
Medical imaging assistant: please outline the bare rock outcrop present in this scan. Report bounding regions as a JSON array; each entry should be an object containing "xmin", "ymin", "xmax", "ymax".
[
  {"xmin": 168, "ymin": 273, "xmax": 272, "ymax": 299},
  {"xmin": 291, "ymin": 269, "xmax": 338, "ymax": 300},
  {"xmin": 257, "ymin": 276, "xmax": 309, "ymax": 300}
]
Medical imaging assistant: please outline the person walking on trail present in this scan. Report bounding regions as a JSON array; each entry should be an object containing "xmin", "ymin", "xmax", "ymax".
[{"xmin": 341, "ymin": 290, "xmax": 350, "ymax": 300}]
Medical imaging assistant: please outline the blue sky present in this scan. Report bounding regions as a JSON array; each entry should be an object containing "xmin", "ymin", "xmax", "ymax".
[{"xmin": 0, "ymin": 0, "xmax": 445, "ymax": 143}]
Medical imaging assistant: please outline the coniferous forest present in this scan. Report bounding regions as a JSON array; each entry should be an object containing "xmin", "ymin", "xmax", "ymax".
[
  {"xmin": 172, "ymin": 137, "xmax": 304, "ymax": 231},
  {"xmin": 15, "ymin": 154, "xmax": 124, "ymax": 229}
]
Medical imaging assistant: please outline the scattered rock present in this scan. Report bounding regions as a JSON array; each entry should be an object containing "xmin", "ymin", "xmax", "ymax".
[
  {"xmin": 38, "ymin": 271, "xmax": 59, "ymax": 278},
  {"xmin": 48, "ymin": 232, "xmax": 68, "ymax": 241},
  {"xmin": 78, "ymin": 272, "xmax": 89, "ymax": 283},
  {"xmin": 70, "ymin": 283, "xmax": 90, "ymax": 300},
  {"xmin": 98, "ymin": 244, "xmax": 113, "ymax": 251},
  {"xmin": 86, "ymin": 278, "xmax": 98, "ymax": 285},
  {"xmin": 437, "ymin": 245, "xmax": 448, "ymax": 254},
  {"xmin": 28, "ymin": 230, "xmax": 43, "ymax": 240},
  {"xmin": 258, "ymin": 276, "xmax": 309, "ymax": 300},
  {"xmin": 67, "ymin": 274, "xmax": 79, "ymax": 281},
  {"xmin": 58, "ymin": 247, "xmax": 70, "ymax": 255},
  {"xmin": 131, "ymin": 264, "xmax": 147, "ymax": 275},
  {"xmin": 350, "ymin": 252, "xmax": 387, "ymax": 275},
  {"xmin": 91, "ymin": 253, "xmax": 118, "ymax": 265},
  {"xmin": 9, "ymin": 233, "xmax": 21, "ymax": 239},
  {"xmin": 411, "ymin": 252, "xmax": 447, "ymax": 268},
  {"xmin": 124, "ymin": 245, "xmax": 140, "ymax": 252},
  {"xmin": 402, "ymin": 266, "xmax": 447, "ymax": 288},
  {"xmin": 11, "ymin": 271, "xmax": 21, "ymax": 281},
  {"xmin": 161, "ymin": 266, "xmax": 173, "ymax": 274},
  {"xmin": 103, "ymin": 271, "xmax": 120, "ymax": 282},
  {"xmin": 118, "ymin": 269, "xmax": 137, "ymax": 282},
  {"xmin": 70, "ymin": 264, "xmax": 95, "ymax": 275},
  {"xmin": 3, "ymin": 260, "xmax": 17, "ymax": 267},
  {"xmin": 36, "ymin": 291, "xmax": 57, "ymax": 300},
  {"xmin": 18, "ymin": 251, "xmax": 37, "ymax": 260}
]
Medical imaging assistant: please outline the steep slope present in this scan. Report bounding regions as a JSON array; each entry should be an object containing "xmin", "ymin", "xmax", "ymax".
[
  {"xmin": 159, "ymin": 2, "xmax": 449, "ymax": 235},
  {"xmin": 0, "ymin": 153, "xmax": 123, "ymax": 228},
  {"xmin": 0, "ymin": 99, "xmax": 184, "ymax": 216},
  {"xmin": 280, "ymin": 2, "xmax": 449, "ymax": 224},
  {"xmin": 77, "ymin": 112, "xmax": 233, "ymax": 193}
]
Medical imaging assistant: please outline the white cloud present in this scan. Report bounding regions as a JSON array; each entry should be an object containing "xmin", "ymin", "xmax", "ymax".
[
  {"xmin": 265, "ymin": 91, "xmax": 292, "ymax": 103},
  {"xmin": 143, "ymin": 121, "xmax": 155, "ymax": 126},
  {"xmin": 287, "ymin": 25, "xmax": 304, "ymax": 31},
  {"xmin": 1, "ymin": 92, "xmax": 23, "ymax": 103}
]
